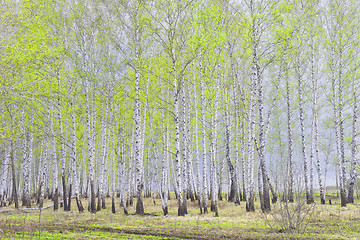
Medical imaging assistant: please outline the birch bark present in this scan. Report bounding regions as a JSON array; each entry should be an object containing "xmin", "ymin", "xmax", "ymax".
[
  {"xmin": 100, "ymin": 99, "xmax": 109, "ymax": 210},
  {"xmin": 10, "ymin": 140, "xmax": 19, "ymax": 209},
  {"xmin": 230, "ymin": 50, "xmax": 240, "ymax": 205},
  {"xmin": 224, "ymin": 89, "xmax": 239, "ymax": 205},
  {"xmin": 160, "ymin": 124, "xmax": 168, "ymax": 215},
  {"xmin": 338, "ymin": 54, "xmax": 347, "ymax": 207},
  {"xmin": 39, "ymin": 139, "xmax": 48, "ymax": 208},
  {"xmin": 134, "ymin": 19, "xmax": 144, "ymax": 214},
  {"xmin": 185, "ymin": 91, "xmax": 195, "ymax": 202},
  {"xmin": 348, "ymin": 77, "xmax": 358, "ymax": 203},
  {"xmin": 1, "ymin": 142, "xmax": 10, "ymax": 206},
  {"xmin": 71, "ymin": 80, "xmax": 84, "ymax": 212},
  {"xmin": 193, "ymin": 62, "xmax": 203, "ymax": 212},
  {"xmin": 285, "ymin": 71, "xmax": 294, "ymax": 202},
  {"xmin": 254, "ymin": 47, "xmax": 271, "ymax": 212},
  {"xmin": 58, "ymin": 77, "xmax": 68, "ymax": 211},
  {"xmin": 173, "ymin": 65, "xmax": 185, "ymax": 216},
  {"xmin": 181, "ymin": 88, "xmax": 188, "ymax": 214},
  {"xmin": 158, "ymin": 55, "xmax": 168, "ymax": 215},
  {"xmin": 85, "ymin": 71, "xmax": 96, "ymax": 213},
  {"xmin": 297, "ymin": 56, "xmax": 311, "ymax": 204},
  {"xmin": 210, "ymin": 72, "xmax": 219, "ymax": 216},
  {"xmin": 50, "ymin": 101, "xmax": 58, "ymax": 210},
  {"xmin": 21, "ymin": 107, "xmax": 31, "ymax": 207},
  {"xmin": 111, "ymin": 146, "xmax": 116, "ymax": 214},
  {"xmin": 200, "ymin": 61, "xmax": 208, "ymax": 214},
  {"xmin": 311, "ymin": 42, "xmax": 325, "ymax": 204},
  {"xmin": 246, "ymin": 53, "xmax": 256, "ymax": 212}
]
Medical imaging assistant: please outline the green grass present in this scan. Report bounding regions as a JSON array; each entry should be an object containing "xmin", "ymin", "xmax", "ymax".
[{"xmin": 0, "ymin": 195, "xmax": 360, "ymax": 239}]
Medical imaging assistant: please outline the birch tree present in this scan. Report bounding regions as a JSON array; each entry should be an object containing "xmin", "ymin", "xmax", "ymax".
[
  {"xmin": 348, "ymin": 72, "xmax": 359, "ymax": 203},
  {"xmin": 150, "ymin": 0, "xmax": 196, "ymax": 216},
  {"xmin": 325, "ymin": 0, "xmax": 358, "ymax": 207}
]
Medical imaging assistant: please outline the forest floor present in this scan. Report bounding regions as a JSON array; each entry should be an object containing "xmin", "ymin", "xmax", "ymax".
[{"xmin": 0, "ymin": 194, "xmax": 359, "ymax": 239}]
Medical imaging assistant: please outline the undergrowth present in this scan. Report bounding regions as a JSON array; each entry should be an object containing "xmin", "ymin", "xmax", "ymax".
[{"xmin": 0, "ymin": 195, "xmax": 359, "ymax": 239}]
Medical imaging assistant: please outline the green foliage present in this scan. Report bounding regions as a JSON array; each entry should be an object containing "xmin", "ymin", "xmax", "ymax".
[{"xmin": 0, "ymin": 0, "xmax": 64, "ymax": 142}]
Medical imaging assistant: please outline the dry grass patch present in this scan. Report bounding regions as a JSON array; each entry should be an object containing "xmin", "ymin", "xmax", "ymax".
[{"xmin": 0, "ymin": 195, "xmax": 359, "ymax": 239}]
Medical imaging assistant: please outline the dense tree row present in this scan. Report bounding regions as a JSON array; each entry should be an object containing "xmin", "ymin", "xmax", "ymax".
[{"xmin": 1, "ymin": 0, "xmax": 359, "ymax": 216}]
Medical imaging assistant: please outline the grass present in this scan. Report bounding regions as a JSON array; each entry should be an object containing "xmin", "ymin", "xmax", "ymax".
[{"xmin": 0, "ymin": 194, "xmax": 359, "ymax": 239}]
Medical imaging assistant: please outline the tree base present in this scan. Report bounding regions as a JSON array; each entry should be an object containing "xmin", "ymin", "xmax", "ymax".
[
  {"xmin": 53, "ymin": 188, "xmax": 58, "ymax": 211},
  {"xmin": 246, "ymin": 200, "xmax": 255, "ymax": 212},
  {"xmin": 62, "ymin": 175, "xmax": 68, "ymax": 211},
  {"xmin": 136, "ymin": 194, "xmax": 144, "ymax": 215},
  {"xmin": 97, "ymin": 188, "xmax": 101, "ymax": 212},
  {"xmin": 203, "ymin": 206, "xmax": 208, "ymax": 214},
  {"xmin": 211, "ymin": 202, "xmax": 216, "ymax": 212},
  {"xmin": 178, "ymin": 204, "xmax": 186, "ymax": 216},
  {"xmin": 66, "ymin": 184, "xmax": 72, "ymax": 211},
  {"xmin": 218, "ymin": 190, "xmax": 222, "ymax": 201},
  {"xmin": 102, "ymin": 196, "xmax": 106, "ymax": 209},
  {"xmin": 189, "ymin": 191, "xmax": 195, "ymax": 202},
  {"xmin": 90, "ymin": 181, "xmax": 96, "ymax": 213},
  {"xmin": 111, "ymin": 197, "xmax": 115, "ymax": 214},
  {"xmin": 163, "ymin": 206, "xmax": 168, "ymax": 216},
  {"xmin": 76, "ymin": 195, "xmax": 84, "ymax": 212}
]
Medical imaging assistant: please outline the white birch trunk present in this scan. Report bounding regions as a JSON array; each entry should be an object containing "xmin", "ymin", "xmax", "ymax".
[
  {"xmin": 230, "ymin": 51, "xmax": 241, "ymax": 205},
  {"xmin": 210, "ymin": 73, "xmax": 219, "ymax": 215},
  {"xmin": 129, "ymin": 120, "xmax": 136, "ymax": 204},
  {"xmin": 10, "ymin": 140, "xmax": 19, "ymax": 208},
  {"xmin": 224, "ymin": 89, "xmax": 238, "ymax": 205},
  {"xmin": 246, "ymin": 54, "xmax": 256, "ymax": 212},
  {"xmin": 200, "ymin": 60, "xmax": 208, "ymax": 214},
  {"xmin": 285, "ymin": 72, "xmax": 294, "ymax": 202},
  {"xmin": 50, "ymin": 98, "xmax": 58, "ymax": 210},
  {"xmin": 240, "ymin": 121, "xmax": 246, "ymax": 202},
  {"xmin": 193, "ymin": 62, "xmax": 202, "ymax": 212},
  {"xmin": 348, "ymin": 77, "xmax": 358, "ymax": 203},
  {"xmin": 85, "ymin": 71, "xmax": 96, "ymax": 212},
  {"xmin": 100, "ymin": 99, "xmax": 109, "ymax": 209},
  {"xmin": 254, "ymin": 47, "xmax": 271, "ymax": 212},
  {"xmin": 119, "ymin": 138, "xmax": 128, "ymax": 214},
  {"xmin": 39, "ymin": 139, "xmax": 48, "ymax": 207},
  {"xmin": 309, "ymin": 120, "xmax": 315, "ymax": 202},
  {"xmin": 297, "ymin": 57, "xmax": 311, "ymax": 204},
  {"xmin": 160, "ymin": 124, "xmax": 168, "ymax": 215},
  {"xmin": 21, "ymin": 107, "xmax": 31, "ymax": 207},
  {"xmin": 311, "ymin": 43, "xmax": 325, "ymax": 204},
  {"xmin": 167, "ymin": 123, "xmax": 174, "ymax": 200},
  {"xmin": 181, "ymin": 87, "xmax": 188, "ymax": 214},
  {"xmin": 28, "ymin": 111, "xmax": 34, "ymax": 204},
  {"xmin": 72, "ymin": 80, "xmax": 84, "ymax": 212},
  {"xmin": 158, "ymin": 54, "xmax": 168, "ymax": 214},
  {"xmin": 116, "ymin": 96, "xmax": 127, "ymax": 214},
  {"xmin": 332, "ymin": 64, "xmax": 342, "ymax": 202},
  {"xmin": 308, "ymin": 41, "xmax": 316, "ymax": 204},
  {"xmin": 139, "ymin": 59, "xmax": 151, "ymax": 173},
  {"xmin": 185, "ymin": 91, "xmax": 195, "ymax": 202},
  {"xmin": 134, "ymin": 21, "xmax": 144, "ymax": 213},
  {"xmin": 173, "ymin": 59, "xmax": 185, "ymax": 216},
  {"xmin": 58, "ymin": 76, "xmax": 69, "ymax": 211},
  {"xmin": 111, "ymin": 145, "xmax": 116, "ymax": 213},
  {"xmin": 338, "ymin": 53, "xmax": 347, "ymax": 207},
  {"xmin": 1, "ymin": 142, "xmax": 10, "ymax": 206}
]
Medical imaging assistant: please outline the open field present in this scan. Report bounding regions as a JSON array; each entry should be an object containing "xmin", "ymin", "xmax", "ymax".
[{"xmin": 0, "ymin": 194, "xmax": 359, "ymax": 239}]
